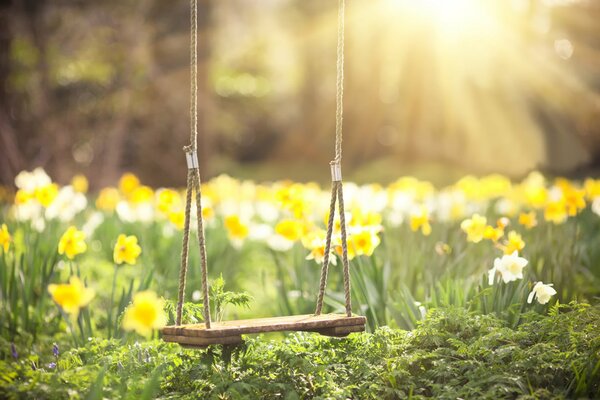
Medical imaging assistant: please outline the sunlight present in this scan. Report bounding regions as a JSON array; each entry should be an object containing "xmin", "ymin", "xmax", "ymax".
[
  {"xmin": 417, "ymin": 0, "xmax": 488, "ymax": 35},
  {"xmin": 371, "ymin": 0, "xmax": 599, "ymax": 174}
]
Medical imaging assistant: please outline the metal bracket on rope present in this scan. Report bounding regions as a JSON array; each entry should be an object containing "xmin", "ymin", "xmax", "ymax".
[
  {"xmin": 330, "ymin": 161, "xmax": 342, "ymax": 182},
  {"xmin": 186, "ymin": 149, "xmax": 199, "ymax": 170}
]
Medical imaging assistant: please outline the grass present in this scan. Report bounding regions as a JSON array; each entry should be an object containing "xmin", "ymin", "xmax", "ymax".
[{"xmin": 1, "ymin": 303, "xmax": 599, "ymax": 399}]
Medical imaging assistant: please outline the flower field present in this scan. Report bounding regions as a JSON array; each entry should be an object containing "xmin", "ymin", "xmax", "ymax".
[{"xmin": 1, "ymin": 169, "xmax": 600, "ymax": 398}]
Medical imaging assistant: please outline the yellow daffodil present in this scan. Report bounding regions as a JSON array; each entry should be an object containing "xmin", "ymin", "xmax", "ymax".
[
  {"xmin": 275, "ymin": 219, "xmax": 305, "ymax": 242},
  {"xmin": 224, "ymin": 215, "xmax": 249, "ymax": 241},
  {"xmin": 48, "ymin": 276, "xmax": 95, "ymax": 317},
  {"xmin": 0, "ymin": 224, "xmax": 11, "ymax": 252},
  {"xmin": 96, "ymin": 187, "xmax": 120, "ymax": 211},
  {"xmin": 503, "ymin": 230, "xmax": 525, "ymax": 255},
  {"xmin": 496, "ymin": 217, "xmax": 510, "ymax": 230},
  {"xmin": 119, "ymin": 173, "xmax": 141, "ymax": 197},
  {"xmin": 483, "ymin": 225, "xmax": 504, "ymax": 242},
  {"xmin": 460, "ymin": 214, "xmax": 487, "ymax": 243},
  {"xmin": 34, "ymin": 183, "xmax": 58, "ymax": 207},
  {"xmin": 156, "ymin": 189, "xmax": 181, "ymax": 215},
  {"xmin": 113, "ymin": 234, "xmax": 142, "ymax": 265},
  {"xmin": 71, "ymin": 174, "xmax": 89, "ymax": 193},
  {"xmin": 524, "ymin": 186, "xmax": 548, "ymax": 209},
  {"xmin": 130, "ymin": 186, "xmax": 154, "ymax": 205},
  {"xmin": 584, "ymin": 178, "xmax": 600, "ymax": 201},
  {"xmin": 348, "ymin": 229, "xmax": 381, "ymax": 257},
  {"xmin": 303, "ymin": 231, "xmax": 336, "ymax": 265},
  {"xmin": 122, "ymin": 291, "xmax": 167, "ymax": 337},
  {"xmin": 14, "ymin": 189, "xmax": 33, "ymax": 205},
  {"xmin": 168, "ymin": 211, "xmax": 185, "ymax": 230},
  {"xmin": 350, "ymin": 208, "xmax": 383, "ymax": 228},
  {"xmin": 544, "ymin": 200, "xmax": 567, "ymax": 224},
  {"xmin": 563, "ymin": 188, "xmax": 586, "ymax": 217},
  {"xmin": 409, "ymin": 206, "xmax": 432, "ymax": 236},
  {"xmin": 202, "ymin": 205, "xmax": 215, "ymax": 221},
  {"xmin": 58, "ymin": 226, "xmax": 87, "ymax": 260},
  {"xmin": 518, "ymin": 211, "xmax": 537, "ymax": 229}
]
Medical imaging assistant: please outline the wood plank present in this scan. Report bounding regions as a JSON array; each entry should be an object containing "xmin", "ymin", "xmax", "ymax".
[
  {"xmin": 313, "ymin": 324, "xmax": 365, "ymax": 337},
  {"xmin": 163, "ymin": 334, "xmax": 243, "ymax": 346},
  {"xmin": 162, "ymin": 314, "xmax": 366, "ymax": 338}
]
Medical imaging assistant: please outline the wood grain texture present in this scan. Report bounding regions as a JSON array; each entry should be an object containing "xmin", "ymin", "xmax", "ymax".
[
  {"xmin": 163, "ymin": 334, "xmax": 243, "ymax": 346},
  {"xmin": 312, "ymin": 324, "xmax": 365, "ymax": 337},
  {"xmin": 162, "ymin": 314, "xmax": 366, "ymax": 338}
]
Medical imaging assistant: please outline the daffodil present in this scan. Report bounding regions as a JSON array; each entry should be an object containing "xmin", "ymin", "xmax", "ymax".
[
  {"xmin": 483, "ymin": 225, "xmax": 504, "ymax": 242},
  {"xmin": 96, "ymin": 187, "xmax": 120, "ymax": 211},
  {"xmin": 562, "ymin": 188, "xmax": 586, "ymax": 217},
  {"xmin": 518, "ymin": 211, "xmax": 537, "ymax": 229},
  {"xmin": 527, "ymin": 282, "xmax": 557, "ymax": 305},
  {"xmin": 113, "ymin": 234, "xmax": 142, "ymax": 265},
  {"xmin": 48, "ymin": 276, "xmax": 95, "ymax": 317},
  {"xmin": 58, "ymin": 226, "xmax": 87, "ymax": 260},
  {"xmin": 544, "ymin": 200, "xmax": 567, "ymax": 224},
  {"xmin": 224, "ymin": 215, "xmax": 249, "ymax": 247},
  {"xmin": 409, "ymin": 206, "xmax": 432, "ymax": 236},
  {"xmin": 156, "ymin": 189, "xmax": 181, "ymax": 215},
  {"xmin": 275, "ymin": 219, "xmax": 305, "ymax": 242},
  {"xmin": 348, "ymin": 228, "xmax": 381, "ymax": 257},
  {"xmin": 503, "ymin": 231, "xmax": 525, "ymax": 255},
  {"xmin": 34, "ymin": 183, "xmax": 59, "ymax": 207},
  {"xmin": 523, "ymin": 183, "xmax": 548, "ymax": 209},
  {"xmin": 119, "ymin": 173, "xmax": 141, "ymax": 197},
  {"xmin": 168, "ymin": 211, "xmax": 185, "ymax": 230},
  {"xmin": 593, "ymin": 198, "xmax": 600, "ymax": 217},
  {"xmin": 488, "ymin": 251, "xmax": 528, "ymax": 284},
  {"xmin": 584, "ymin": 178, "xmax": 600, "ymax": 201},
  {"xmin": 460, "ymin": 214, "xmax": 487, "ymax": 243},
  {"xmin": 122, "ymin": 291, "xmax": 167, "ymax": 337},
  {"xmin": 0, "ymin": 224, "xmax": 11, "ymax": 252},
  {"xmin": 302, "ymin": 230, "xmax": 336, "ymax": 265},
  {"xmin": 71, "ymin": 174, "xmax": 89, "ymax": 193}
]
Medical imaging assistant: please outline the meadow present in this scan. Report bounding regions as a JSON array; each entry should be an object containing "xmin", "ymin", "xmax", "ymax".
[{"xmin": 1, "ymin": 168, "xmax": 600, "ymax": 398}]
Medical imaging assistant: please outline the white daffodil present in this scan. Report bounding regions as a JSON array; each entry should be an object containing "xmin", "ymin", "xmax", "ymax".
[
  {"xmin": 15, "ymin": 167, "xmax": 51, "ymax": 192},
  {"xmin": 46, "ymin": 186, "xmax": 87, "ymax": 222},
  {"xmin": 527, "ymin": 282, "xmax": 557, "ymax": 305},
  {"xmin": 592, "ymin": 197, "xmax": 600, "ymax": 217},
  {"xmin": 489, "ymin": 251, "xmax": 528, "ymax": 284},
  {"xmin": 266, "ymin": 234, "xmax": 294, "ymax": 252}
]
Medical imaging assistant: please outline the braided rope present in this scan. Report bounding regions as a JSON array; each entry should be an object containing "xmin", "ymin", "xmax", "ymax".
[
  {"xmin": 315, "ymin": 0, "xmax": 352, "ymax": 317},
  {"xmin": 337, "ymin": 182, "xmax": 352, "ymax": 317},
  {"xmin": 176, "ymin": 0, "xmax": 211, "ymax": 328},
  {"xmin": 192, "ymin": 169, "xmax": 212, "ymax": 328},
  {"xmin": 334, "ymin": 0, "xmax": 344, "ymax": 163},
  {"xmin": 176, "ymin": 170, "xmax": 194, "ymax": 325},
  {"xmin": 315, "ymin": 181, "xmax": 338, "ymax": 315}
]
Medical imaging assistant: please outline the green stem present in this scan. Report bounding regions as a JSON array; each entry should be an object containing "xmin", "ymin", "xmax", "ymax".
[{"xmin": 108, "ymin": 264, "xmax": 119, "ymax": 339}]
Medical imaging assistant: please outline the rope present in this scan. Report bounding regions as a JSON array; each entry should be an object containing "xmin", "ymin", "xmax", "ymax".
[
  {"xmin": 314, "ymin": 182, "xmax": 338, "ymax": 315},
  {"xmin": 337, "ymin": 182, "xmax": 352, "ymax": 317},
  {"xmin": 176, "ymin": 0, "xmax": 211, "ymax": 328},
  {"xmin": 192, "ymin": 169, "xmax": 212, "ymax": 328},
  {"xmin": 334, "ymin": 0, "xmax": 344, "ymax": 163},
  {"xmin": 189, "ymin": 0, "xmax": 198, "ymax": 149},
  {"xmin": 315, "ymin": 0, "xmax": 352, "ymax": 317},
  {"xmin": 176, "ymin": 170, "xmax": 193, "ymax": 325}
]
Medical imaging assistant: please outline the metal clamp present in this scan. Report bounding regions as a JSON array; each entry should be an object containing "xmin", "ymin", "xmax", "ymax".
[
  {"xmin": 186, "ymin": 150, "xmax": 199, "ymax": 169},
  {"xmin": 330, "ymin": 161, "xmax": 342, "ymax": 182}
]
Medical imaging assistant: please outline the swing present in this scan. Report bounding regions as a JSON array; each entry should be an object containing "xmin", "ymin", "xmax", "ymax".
[{"xmin": 161, "ymin": 0, "xmax": 366, "ymax": 348}]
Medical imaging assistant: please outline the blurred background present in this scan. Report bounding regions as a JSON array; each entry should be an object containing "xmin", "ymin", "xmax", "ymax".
[{"xmin": 0, "ymin": 0, "xmax": 599, "ymax": 189}]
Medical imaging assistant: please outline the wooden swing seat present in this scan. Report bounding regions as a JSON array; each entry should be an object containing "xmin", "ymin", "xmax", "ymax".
[{"xmin": 162, "ymin": 313, "xmax": 366, "ymax": 347}]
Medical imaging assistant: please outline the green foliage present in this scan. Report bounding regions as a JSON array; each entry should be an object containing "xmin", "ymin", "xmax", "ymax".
[
  {"xmin": 210, "ymin": 274, "xmax": 252, "ymax": 322},
  {"xmin": 1, "ymin": 303, "xmax": 598, "ymax": 399}
]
